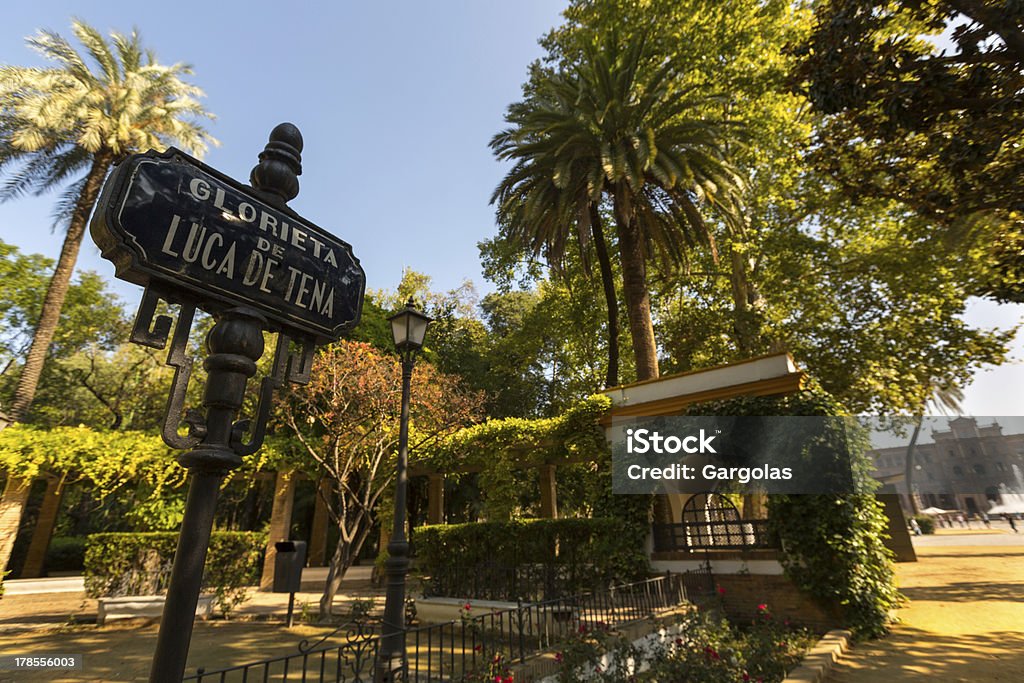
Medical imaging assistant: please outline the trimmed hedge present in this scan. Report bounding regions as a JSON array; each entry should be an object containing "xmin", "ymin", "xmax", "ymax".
[
  {"xmin": 45, "ymin": 537, "xmax": 87, "ymax": 572},
  {"xmin": 415, "ymin": 518, "xmax": 648, "ymax": 600},
  {"xmin": 84, "ymin": 531, "xmax": 265, "ymax": 617}
]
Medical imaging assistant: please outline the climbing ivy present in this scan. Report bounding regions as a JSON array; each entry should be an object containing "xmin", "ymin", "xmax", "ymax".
[
  {"xmin": 419, "ymin": 395, "xmax": 612, "ymax": 518},
  {"xmin": 684, "ymin": 386, "xmax": 901, "ymax": 638},
  {"xmin": 0, "ymin": 425, "xmax": 281, "ymax": 530}
]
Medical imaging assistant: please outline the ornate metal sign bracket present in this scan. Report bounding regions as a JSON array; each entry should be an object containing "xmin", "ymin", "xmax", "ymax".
[
  {"xmin": 89, "ymin": 122, "xmax": 366, "ymax": 683},
  {"xmin": 230, "ymin": 331, "xmax": 315, "ymax": 456},
  {"xmin": 130, "ymin": 286, "xmax": 203, "ymax": 450}
]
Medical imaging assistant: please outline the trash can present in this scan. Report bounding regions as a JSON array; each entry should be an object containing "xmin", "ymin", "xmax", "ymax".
[{"xmin": 272, "ymin": 540, "xmax": 307, "ymax": 594}]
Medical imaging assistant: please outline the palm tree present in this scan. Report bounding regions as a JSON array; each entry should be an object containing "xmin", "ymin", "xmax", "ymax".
[
  {"xmin": 0, "ymin": 20, "xmax": 216, "ymax": 574},
  {"xmin": 492, "ymin": 75, "xmax": 622, "ymax": 387},
  {"xmin": 492, "ymin": 34, "xmax": 745, "ymax": 382},
  {"xmin": 904, "ymin": 381, "xmax": 964, "ymax": 515},
  {"xmin": 0, "ymin": 20, "xmax": 217, "ymax": 423}
]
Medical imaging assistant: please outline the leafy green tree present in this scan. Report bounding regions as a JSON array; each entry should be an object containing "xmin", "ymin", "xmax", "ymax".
[
  {"xmin": 0, "ymin": 20, "xmax": 216, "ymax": 423},
  {"xmin": 493, "ymin": 31, "xmax": 745, "ymax": 382},
  {"xmin": 793, "ymin": 0, "xmax": 1024, "ymax": 301},
  {"xmin": 543, "ymin": 0, "xmax": 811, "ymax": 357},
  {"xmin": 0, "ymin": 241, "xmax": 127, "ymax": 415}
]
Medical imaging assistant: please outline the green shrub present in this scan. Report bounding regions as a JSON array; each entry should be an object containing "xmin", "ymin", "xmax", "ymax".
[
  {"xmin": 686, "ymin": 388, "xmax": 901, "ymax": 639},
  {"xmin": 84, "ymin": 531, "xmax": 265, "ymax": 617},
  {"xmin": 45, "ymin": 537, "xmax": 87, "ymax": 572},
  {"xmin": 415, "ymin": 517, "xmax": 648, "ymax": 600},
  {"xmin": 912, "ymin": 515, "xmax": 935, "ymax": 534},
  {"xmin": 553, "ymin": 609, "xmax": 814, "ymax": 683}
]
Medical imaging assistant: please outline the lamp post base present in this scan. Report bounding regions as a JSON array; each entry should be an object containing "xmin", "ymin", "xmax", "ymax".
[{"xmin": 374, "ymin": 654, "xmax": 405, "ymax": 683}]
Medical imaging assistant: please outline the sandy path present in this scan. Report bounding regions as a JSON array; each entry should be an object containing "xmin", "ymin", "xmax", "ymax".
[{"xmin": 830, "ymin": 544, "xmax": 1024, "ymax": 682}]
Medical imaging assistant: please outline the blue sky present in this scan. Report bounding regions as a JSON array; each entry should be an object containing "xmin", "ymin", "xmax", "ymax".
[
  {"xmin": 0, "ymin": 1, "xmax": 1022, "ymax": 416},
  {"xmin": 0, "ymin": 1, "xmax": 566, "ymax": 296}
]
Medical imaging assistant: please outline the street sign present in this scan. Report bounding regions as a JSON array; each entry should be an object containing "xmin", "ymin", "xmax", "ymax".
[{"xmin": 90, "ymin": 147, "xmax": 364, "ymax": 341}]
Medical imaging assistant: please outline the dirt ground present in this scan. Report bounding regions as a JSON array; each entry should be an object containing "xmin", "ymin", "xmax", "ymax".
[
  {"xmin": 3, "ymin": 541, "xmax": 1023, "ymax": 681},
  {"xmin": 0, "ymin": 574, "xmax": 384, "ymax": 682},
  {"xmin": 830, "ymin": 544, "xmax": 1024, "ymax": 682}
]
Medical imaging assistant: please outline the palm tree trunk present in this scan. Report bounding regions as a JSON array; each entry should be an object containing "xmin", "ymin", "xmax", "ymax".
[
  {"xmin": 613, "ymin": 198, "xmax": 659, "ymax": 381},
  {"xmin": 8, "ymin": 153, "xmax": 113, "ymax": 422},
  {"xmin": 589, "ymin": 205, "xmax": 620, "ymax": 388},
  {"xmin": 904, "ymin": 417, "xmax": 923, "ymax": 516}
]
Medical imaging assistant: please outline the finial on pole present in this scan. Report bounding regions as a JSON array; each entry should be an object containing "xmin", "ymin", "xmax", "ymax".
[{"xmin": 250, "ymin": 122, "xmax": 303, "ymax": 204}]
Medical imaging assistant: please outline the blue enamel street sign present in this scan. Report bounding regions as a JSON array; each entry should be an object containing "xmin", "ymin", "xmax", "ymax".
[{"xmin": 90, "ymin": 148, "xmax": 364, "ymax": 341}]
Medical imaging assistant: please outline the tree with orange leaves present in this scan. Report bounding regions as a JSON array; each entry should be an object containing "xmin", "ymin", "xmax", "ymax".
[{"xmin": 277, "ymin": 340, "xmax": 484, "ymax": 618}]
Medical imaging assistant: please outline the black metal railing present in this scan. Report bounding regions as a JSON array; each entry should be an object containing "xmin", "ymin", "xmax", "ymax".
[
  {"xmin": 184, "ymin": 572, "xmax": 697, "ymax": 682},
  {"xmin": 652, "ymin": 519, "xmax": 776, "ymax": 552}
]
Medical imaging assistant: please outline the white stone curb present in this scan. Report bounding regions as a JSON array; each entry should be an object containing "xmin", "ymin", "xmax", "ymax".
[{"xmin": 782, "ymin": 629, "xmax": 852, "ymax": 683}]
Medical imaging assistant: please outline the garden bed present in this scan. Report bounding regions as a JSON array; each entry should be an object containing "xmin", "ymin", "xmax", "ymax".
[{"xmin": 533, "ymin": 604, "xmax": 817, "ymax": 682}]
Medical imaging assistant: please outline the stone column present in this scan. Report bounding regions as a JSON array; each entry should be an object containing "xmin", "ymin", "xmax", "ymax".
[
  {"xmin": 308, "ymin": 479, "xmax": 331, "ymax": 566},
  {"xmin": 427, "ymin": 474, "xmax": 444, "ymax": 525},
  {"xmin": 20, "ymin": 477, "xmax": 63, "ymax": 578},
  {"xmin": 741, "ymin": 493, "xmax": 767, "ymax": 519},
  {"xmin": 260, "ymin": 469, "xmax": 296, "ymax": 590},
  {"xmin": 539, "ymin": 464, "xmax": 558, "ymax": 519},
  {"xmin": 0, "ymin": 476, "xmax": 31, "ymax": 574}
]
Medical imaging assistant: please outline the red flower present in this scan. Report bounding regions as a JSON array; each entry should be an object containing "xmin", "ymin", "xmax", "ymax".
[
  {"xmin": 757, "ymin": 603, "xmax": 768, "ymax": 612},
  {"xmin": 716, "ymin": 586, "xmax": 726, "ymax": 595},
  {"xmin": 464, "ymin": 602, "xmax": 472, "ymax": 611},
  {"xmin": 578, "ymin": 624, "xmax": 588, "ymax": 633},
  {"xmin": 503, "ymin": 677, "xmax": 514, "ymax": 683},
  {"xmin": 493, "ymin": 677, "xmax": 502, "ymax": 683},
  {"xmin": 743, "ymin": 674, "xmax": 750, "ymax": 682},
  {"xmin": 674, "ymin": 638, "xmax": 684, "ymax": 646},
  {"xmin": 703, "ymin": 645, "xmax": 720, "ymax": 660},
  {"xmin": 555, "ymin": 652, "xmax": 563, "ymax": 663},
  {"xmin": 474, "ymin": 644, "xmax": 482, "ymax": 652}
]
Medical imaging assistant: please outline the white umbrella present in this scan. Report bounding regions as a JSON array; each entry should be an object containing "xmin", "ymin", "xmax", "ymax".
[
  {"xmin": 988, "ymin": 501, "xmax": 1024, "ymax": 514},
  {"xmin": 919, "ymin": 507, "xmax": 954, "ymax": 515}
]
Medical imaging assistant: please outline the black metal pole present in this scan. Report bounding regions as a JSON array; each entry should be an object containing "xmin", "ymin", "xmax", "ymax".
[
  {"xmin": 149, "ymin": 307, "xmax": 266, "ymax": 683},
  {"xmin": 376, "ymin": 352, "xmax": 414, "ymax": 682}
]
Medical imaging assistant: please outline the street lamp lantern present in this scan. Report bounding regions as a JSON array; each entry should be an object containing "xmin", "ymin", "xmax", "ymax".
[
  {"xmin": 389, "ymin": 298, "xmax": 432, "ymax": 352},
  {"xmin": 377, "ymin": 297, "xmax": 431, "ymax": 682}
]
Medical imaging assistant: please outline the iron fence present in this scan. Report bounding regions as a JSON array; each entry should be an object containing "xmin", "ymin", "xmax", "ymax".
[
  {"xmin": 652, "ymin": 518, "xmax": 776, "ymax": 552},
  {"xmin": 184, "ymin": 572, "xmax": 697, "ymax": 682}
]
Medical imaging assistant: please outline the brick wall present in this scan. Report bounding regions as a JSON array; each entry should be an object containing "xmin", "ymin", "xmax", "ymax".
[{"xmin": 712, "ymin": 573, "xmax": 836, "ymax": 631}]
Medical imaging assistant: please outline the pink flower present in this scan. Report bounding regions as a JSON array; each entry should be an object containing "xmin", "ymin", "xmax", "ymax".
[
  {"xmin": 757, "ymin": 603, "xmax": 768, "ymax": 612},
  {"xmin": 494, "ymin": 677, "xmax": 502, "ymax": 683}
]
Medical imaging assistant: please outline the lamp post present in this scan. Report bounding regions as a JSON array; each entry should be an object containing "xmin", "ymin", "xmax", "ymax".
[{"xmin": 376, "ymin": 298, "xmax": 431, "ymax": 683}]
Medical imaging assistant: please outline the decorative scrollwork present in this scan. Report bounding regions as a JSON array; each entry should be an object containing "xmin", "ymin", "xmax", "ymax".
[
  {"xmin": 130, "ymin": 287, "xmax": 203, "ymax": 450},
  {"xmin": 231, "ymin": 332, "xmax": 316, "ymax": 455}
]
